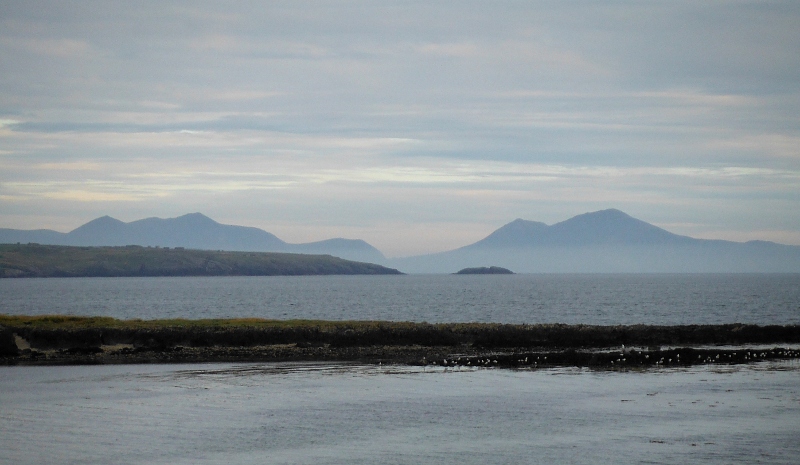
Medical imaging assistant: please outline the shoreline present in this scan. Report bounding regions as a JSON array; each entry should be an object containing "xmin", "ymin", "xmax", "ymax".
[
  {"xmin": 3, "ymin": 316, "xmax": 800, "ymax": 367},
  {"xmin": 0, "ymin": 243, "xmax": 402, "ymax": 278},
  {"xmin": 6, "ymin": 343, "xmax": 800, "ymax": 369}
]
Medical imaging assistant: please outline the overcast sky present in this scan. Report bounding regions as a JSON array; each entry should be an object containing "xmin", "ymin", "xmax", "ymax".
[{"xmin": 1, "ymin": 1, "xmax": 799, "ymax": 257}]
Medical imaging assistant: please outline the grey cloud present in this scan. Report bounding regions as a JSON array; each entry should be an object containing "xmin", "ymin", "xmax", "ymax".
[{"xmin": 1, "ymin": 1, "xmax": 799, "ymax": 253}]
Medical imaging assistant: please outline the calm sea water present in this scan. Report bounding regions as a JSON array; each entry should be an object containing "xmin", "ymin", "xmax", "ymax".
[
  {"xmin": 3, "ymin": 275, "xmax": 800, "ymax": 464},
  {"xmin": 1, "ymin": 361, "xmax": 799, "ymax": 465},
  {"xmin": 1, "ymin": 274, "xmax": 799, "ymax": 325}
]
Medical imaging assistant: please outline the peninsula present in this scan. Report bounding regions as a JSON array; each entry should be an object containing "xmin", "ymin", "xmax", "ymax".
[{"xmin": 0, "ymin": 244, "xmax": 401, "ymax": 278}]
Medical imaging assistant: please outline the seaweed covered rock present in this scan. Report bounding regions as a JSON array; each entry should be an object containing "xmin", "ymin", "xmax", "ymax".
[{"xmin": 0, "ymin": 326, "xmax": 19, "ymax": 356}]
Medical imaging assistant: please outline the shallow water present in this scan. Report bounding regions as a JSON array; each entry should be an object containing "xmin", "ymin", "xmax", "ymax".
[
  {"xmin": 2, "ymin": 273, "xmax": 799, "ymax": 324},
  {"xmin": 1, "ymin": 361, "xmax": 799, "ymax": 465}
]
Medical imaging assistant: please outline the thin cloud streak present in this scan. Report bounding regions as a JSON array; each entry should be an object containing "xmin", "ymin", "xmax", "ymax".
[{"xmin": 0, "ymin": 1, "xmax": 798, "ymax": 255}]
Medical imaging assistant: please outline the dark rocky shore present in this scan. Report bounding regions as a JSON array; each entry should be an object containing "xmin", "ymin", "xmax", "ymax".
[{"xmin": 2, "ymin": 318, "xmax": 799, "ymax": 368}]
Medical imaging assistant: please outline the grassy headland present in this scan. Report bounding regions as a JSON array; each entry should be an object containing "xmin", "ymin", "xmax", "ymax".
[
  {"xmin": 2, "ymin": 315, "xmax": 799, "ymax": 367},
  {"xmin": 0, "ymin": 243, "xmax": 401, "ymax": 278}
]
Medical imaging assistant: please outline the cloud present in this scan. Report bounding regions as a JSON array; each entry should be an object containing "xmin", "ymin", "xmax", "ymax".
[
  {"xmin": 0, "ymin": 37, "xmax": 94, "ymax": 58},
  {"xmin": 0, "ymin": 1, "xmax": 798, "ymax": 253}
]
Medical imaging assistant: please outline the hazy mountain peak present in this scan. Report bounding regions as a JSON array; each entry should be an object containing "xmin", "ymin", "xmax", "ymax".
[
  {"xmin": 174, "ymin": 212, "xmax": 219, "ymax": 226},
  {"xmin": 548, "ymin": 209, "xmax": 687, "ymax": 245},
  {"xmin": 465, "ymin": 218, "xmax": 548, "ymax": 249},
  {"xmin": 390, "ymin": 208, "xmax": 800, "ymax": 273},
  {"xmin": 501, "ymin": 218, "xmax": 548, "ymax": 231},
  {"xmin": 558, "ymin": 208, "xmax": 630, "ymax": 224},
  {"xmin": 595, "ymin": 208, "xmax": 625, "ymax": 215},
  {"xmin": 0, "ymin": 212, "xmax": 388, "ymax": 263},
  {"xmin": 64, "ymin": 215, "xmax": 129, "ymax": 245},
  {"xmin": 179, "ymin": 212, "xmax": 214, "ymax": 221},
  {"xmin": 74, "ymin": 215, "xmax": 123, "ymax": 227},
  {"xmin": 68, "ymin": 215, "xmax": 125, "ymax": 233}
]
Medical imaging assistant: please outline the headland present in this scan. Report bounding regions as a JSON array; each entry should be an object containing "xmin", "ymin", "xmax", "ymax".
[{"xmin": 0, "ymin": 244, "xmax": 401, "ymax": 278}]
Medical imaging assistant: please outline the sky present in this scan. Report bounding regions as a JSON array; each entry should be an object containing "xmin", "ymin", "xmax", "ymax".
[{"xmin": 1, "ymin": 1, "xmax": 799, "ymax": 257}]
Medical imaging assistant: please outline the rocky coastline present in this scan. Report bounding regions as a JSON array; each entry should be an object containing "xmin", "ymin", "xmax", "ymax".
[{"xmin": 2, "ymin": 317, "xmax": 799, "ymax": 368}]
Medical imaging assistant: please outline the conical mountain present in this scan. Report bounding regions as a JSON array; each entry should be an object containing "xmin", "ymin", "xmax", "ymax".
[
  {"xmin": 67, "ymin": 215, "xmax": 129, "ymax": 245},
  {"xmin": 390, "ymin": 209, "xmax": 800, "ymax": 273},
  {"xmin": 463, "ymin": 209, "xmax": 690, "ymax": 250},
  {"xmin": 466, "ymin": 218, "xmax": 548, "ymax": 248},
  {"xmin": 535, "ymin": 208, "xmax": 692, "ymax": 246}
]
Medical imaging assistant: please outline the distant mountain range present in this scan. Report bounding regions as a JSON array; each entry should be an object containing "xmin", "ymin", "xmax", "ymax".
[
  {"xmin": 3, "ymin": 209, "xmax": 800, "ymax": 273},
  {"xmin": 388, "ymin": 209, "xmax": 800, "ymax": 273},
  {"xmin": 0, "ymin": 213, "xmax": 385, "ymax": 264}
]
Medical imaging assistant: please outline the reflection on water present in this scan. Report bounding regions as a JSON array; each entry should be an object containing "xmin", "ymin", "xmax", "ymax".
[{"xmin": 2, "ymin": 361, "xmax": 799, "ymax": 465}]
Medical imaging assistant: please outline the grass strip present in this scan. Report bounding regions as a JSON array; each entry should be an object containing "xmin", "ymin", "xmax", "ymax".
[{"xmin": 3, "ymin": 315, "xmax": 799, "ymax": 349}]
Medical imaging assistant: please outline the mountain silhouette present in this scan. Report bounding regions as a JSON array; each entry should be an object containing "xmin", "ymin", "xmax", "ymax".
[
  {"xmin": 390, "ymin": 209, "xmax": 800, "ymax": 273},
  {"xmin": 0, "ymin": 213, "xmax": 385, "ymax": 264},
  {"xmin": 4, "ymin": 209, "xmax": 800, "ymax": 273},
  {"xmin": 467, "ymin": 218, "xmax": 549, "ymax": 248},
  {"xmin": 463, "ymin": 209, "xmax": 694, "ymax": 249}
]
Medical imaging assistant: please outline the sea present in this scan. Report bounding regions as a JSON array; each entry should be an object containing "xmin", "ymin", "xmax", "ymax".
[
  {"xmin": 2, "ymin": 273, "xmax": 800, "ymax": 464},
  {"xmin": 1, "ymin": 273, "xmax": 799, "ymax": 325}
]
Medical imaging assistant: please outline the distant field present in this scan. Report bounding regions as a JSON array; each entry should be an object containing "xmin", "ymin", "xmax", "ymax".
[{"xmin": 0, "ymin": 243, "xmax": 401, "ymax": 278}]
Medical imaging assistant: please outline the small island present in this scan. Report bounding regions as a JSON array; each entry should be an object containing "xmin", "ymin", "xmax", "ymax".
[{"xmin": 454, "ymin": 266, "xmax": 514, "ymax": 275}]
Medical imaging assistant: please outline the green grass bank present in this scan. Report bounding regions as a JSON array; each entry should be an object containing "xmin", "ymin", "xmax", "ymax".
[
  {"xmin": 2, "ymin": 315, "xmax": 799, "ymax": 367},
  {"xmin": 0, "ymin": 243, "xmax": 401, "ymax": 277}
]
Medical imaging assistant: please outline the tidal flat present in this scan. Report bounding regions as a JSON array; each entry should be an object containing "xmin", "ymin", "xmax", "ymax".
[{"xmin": 1, "ymin": 361, "xmax": 799, "ymax": 465}]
